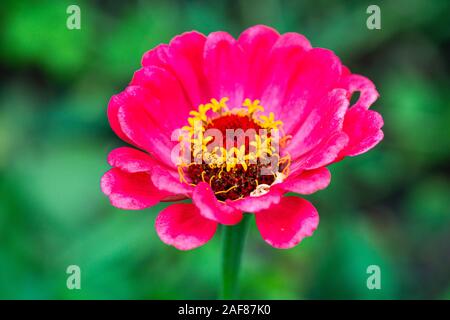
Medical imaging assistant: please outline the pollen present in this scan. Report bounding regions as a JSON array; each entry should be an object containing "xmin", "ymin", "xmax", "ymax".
[{"xmin": 178, "ymin": 98, "xmax": 290, "ymax": 201}]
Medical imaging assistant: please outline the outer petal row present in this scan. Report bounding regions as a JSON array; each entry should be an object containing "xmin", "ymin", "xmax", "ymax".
[
  {"xmin": 338, "ymin": 74, "xmax": 383, "ymax": 158},
  {"xmin": 155, "ymin": 196, "xmax": 319, "ymax": 250},
  {"xmin": 155, "ymin": 203, "xmax": 217, "ymax": 250},
  {"xmin": 101, "ymin": 147, "xmax": 178, "ymax": 210},
  {"xmin": 192, "ymin": 182, "xmax": 243, "ymax": 225},
  {"xmin": 255, "ymin": 196, "xmax": 319, "ymax": 249},
  {"xmin": 101, "ymin": 168, "xmax": 169, "ymax": 210}
]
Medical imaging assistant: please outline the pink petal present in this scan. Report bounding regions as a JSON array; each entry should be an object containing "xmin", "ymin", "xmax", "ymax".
[
  {"xmin": 255, "ymin": 196, "xmax": 319, "ymax": 249},
  {"xmin": 238, "ymin": 25, "xmax": 280, "ymax": 99},
  {"xmin": 260, "ymin": 47, "xmax": 342, "ymax": 134},
  {"xmin": 341, "ymin": 74, "xmax": 379, "ymax": 110},
  {"xmin": 286, "ymin": 88, "xmax": 349, "ymax": 162},
  {"xmin": 141, "ymin": 44, "xmax": 169, "ymax": 68},
  {"xmin": 151, "ymin": 166, "xmax": 194, "ymax": 196},
  {"xmin": 155, "ymin": 203, "xmax": 217, "ymax": 250},
  {"xmin": 291, "ymin": 131, "xmax": 349, "ymax": 171},
  {"xmin": 281, "ymin": 167, "xmax": 331, "ymax": 194},
  {"xmin": 226, "ymin": 187, "xmax": 283, "ymax": 213},
  {"xmin": 341, "ymin": 65, "xmax": 351, "ymax": 77},
  {"xmin": 142, "ymin": 33, "xmax": 209, "ymax": 107},
  {"xmin": 203, "ymin": 31, "xmax": 245, "ymax": 108},
  {"xmin": 101, "ymin": 168, "xmax": 168, "ymax": 210},
  {"xmin": 107, "ymin": 147, "xmax": 158, "ymax": 173},
  {"xmin": 339, "ymin": 105, "xmax": 384, "ymax": 157},
  {"xmin": 107, "ymin": 92, "xmax": 134, "ymax": 146},
  {"xmin": 192, "ymin": 182, "xmax": 243, "ymax": 225},
  {"xmin": 129, "ymin": 67, "xmax": 193, "ymax": 135},
  {"xmin": 164, "ymin": 31, "xmax": 209, "ymax": 106},
  {"xmin": 116, "ymin": 86, "xmax": 180, "ymax": 168},
  {"xmin": 257, "ymin": 33, "xmax": 312, "ymax": 114}
]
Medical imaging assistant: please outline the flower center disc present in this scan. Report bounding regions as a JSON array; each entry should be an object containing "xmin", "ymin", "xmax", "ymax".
[{"xmin": 178, "ymin": 98, "xmax": 290, "ymax": 201}]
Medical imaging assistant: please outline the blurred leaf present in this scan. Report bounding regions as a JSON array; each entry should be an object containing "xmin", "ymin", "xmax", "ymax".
[{"xmin": 1, "ymin": 0, "xmax": 96, "ymax": 79}]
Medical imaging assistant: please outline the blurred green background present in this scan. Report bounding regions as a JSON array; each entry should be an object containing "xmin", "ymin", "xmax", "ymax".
[{"xmin": 0, "ymin": 0, "xmax": 449, "ymax": 299}]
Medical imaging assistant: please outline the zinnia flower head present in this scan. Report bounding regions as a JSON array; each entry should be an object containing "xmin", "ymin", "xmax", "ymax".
[{"xmin": 101, "ymin": 25, "xmax": 384, "ymax": 250}]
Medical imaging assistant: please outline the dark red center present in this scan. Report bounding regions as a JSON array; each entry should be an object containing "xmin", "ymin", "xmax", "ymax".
[
  {"xmin": 204, "ymin": 114, "xmax": 262, "ymax": 150},
  {"xmin": 206, "ymin": 114, "xmax": 262, "ymax": 132},
  {"xmin": 186, "ymin": 113, "xmax": 278, "ymax": 201}
]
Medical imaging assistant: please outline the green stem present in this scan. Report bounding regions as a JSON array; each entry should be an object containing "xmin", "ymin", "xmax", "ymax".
[{"xmin": 221, "ymin": 214, "xmax": 251, "ymax": 300}]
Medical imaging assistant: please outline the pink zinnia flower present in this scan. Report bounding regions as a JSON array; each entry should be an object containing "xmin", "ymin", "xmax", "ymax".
[{"xmin": 101, "ymin": 25, "xmax": 383, "ymax": 250}]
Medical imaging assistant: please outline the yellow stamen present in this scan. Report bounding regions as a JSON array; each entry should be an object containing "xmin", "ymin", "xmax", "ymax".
[
  {"xmin": 259, "ymin": 112, "xmax": 283, "ymax": 129},
  {"xmin": 243, "ymin": 98, "xmax": 264, "ymax": 114},
  {"xmin": 214, "ymin": 185, "xmax": 238, "ymax": 195},
  {"xmin": 178, "ymin": 166, "xmax": 187, "ymax": 183},
  {"xmin": 201, "ymin": 171, "xmax": 207, "ymax": 182}
]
